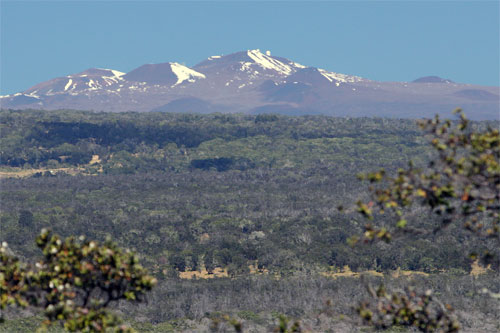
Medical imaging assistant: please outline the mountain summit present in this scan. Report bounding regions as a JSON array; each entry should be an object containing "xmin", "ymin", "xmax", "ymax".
[
  {"xmin": 23, "ymin": 68, "xmax": 126, "ymax": 96},
  {"xmin": 195, "ymin": 49, "xmax": 306, "ymax": 77},
  {"xmin": 123, "ymin": 62, "xmax": 205, "ymax": 86},
  {"xmin": 1, "ymin": 50, "xmax": 498, "ymax": 119}
]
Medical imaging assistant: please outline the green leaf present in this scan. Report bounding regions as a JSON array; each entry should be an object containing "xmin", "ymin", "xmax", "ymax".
[{"xmin": 396, "ymin": 219, "xmax": 407, "ymax": 228}]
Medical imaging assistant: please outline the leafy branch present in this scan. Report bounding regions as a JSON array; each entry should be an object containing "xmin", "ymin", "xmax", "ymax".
[
  {"xmin": 353, "ymin": 109, "xmax": 499, "ymax": 268},
  {"xmin": 1, "ymin": 229, "xmax": 157, "ymax": 332}
]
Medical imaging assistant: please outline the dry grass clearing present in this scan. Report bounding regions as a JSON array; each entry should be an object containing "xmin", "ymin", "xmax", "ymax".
[
  {"xmin": 0, "ymin": 167, "xmax": 83, "ymax": 178},
  {"xmin": 470, "ymin": 260, "xmax": 492, "ymax": 276},
  {"xmin": 0, "ymin": 155, "xmax": 103, "ymax": 178},
  {"xmin": 320, "ymin": 266, "xmax": 384, "ymax": 279},
  {"xmin": 177, "ymin": 261, "xmax": 492, "ymax": 281},
  {"xmin": 179, "ymin": 267, "xmax": 229, "ymax": 279},
  {"xmin": 390, "ymin": 267, "xmax": 429, "ymax": 278}
]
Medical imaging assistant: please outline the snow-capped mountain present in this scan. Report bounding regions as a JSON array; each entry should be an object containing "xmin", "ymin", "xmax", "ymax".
[
  {"xmin": 25, "ymin": 68, "xmax": 126, "ymax": 96},
  {"xmin": 1, "ymin": 49, "xmax": 498, "ymax": 119},
  {"xmin": 192, "ymin": 49, "xmax": 364, "ymax": 92},
  {"xmin": 123, "ymin": 62, "xmax": 205, "ymax": 86},
  {"xmin": 194, "ymin": 49, "xmax": 307, "ymax": 79}
]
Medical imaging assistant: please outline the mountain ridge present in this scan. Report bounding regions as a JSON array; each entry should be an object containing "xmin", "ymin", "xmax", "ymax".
[{"xmin": 1, "ymin": 49, "xmax": 498, "ymax": 120}]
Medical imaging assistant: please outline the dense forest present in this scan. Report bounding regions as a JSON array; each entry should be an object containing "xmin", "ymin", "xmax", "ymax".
[{"xmin": 1, "ymin": 109, "xmax": 498, "ymax": 332}]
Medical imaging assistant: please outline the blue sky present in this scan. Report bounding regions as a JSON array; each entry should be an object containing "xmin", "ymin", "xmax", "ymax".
[{"xmin": 1, "ymin": 1, "xmax": 499, "ymax": 95}]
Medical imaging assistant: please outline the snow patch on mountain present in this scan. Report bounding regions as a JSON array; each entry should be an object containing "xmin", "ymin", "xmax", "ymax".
[
  {"xmin": 170, "ymin": 63, "xmax": 206, "ymax": 86},
  {"xmin": 64, "ymin": 79, "xmax": 73, "ymax": 91},
  {"xmin": 318, "ymin": 68, "xmax": 364, "ymax": 83},
  {"xmin": 293, "ymin": 62, "xmax": 307, "ymax": 69},
  {"xmin": 245, "ymin": 49, "xmax": 296, "ymax": 76},
  {"xmin": 109, "ymin": 69, "xmax": 126, "ymax": 77},
  {"xmin": 88, "ymin": 79, "xmax": 98, "ymax": 90},
  {"xmin": 0, "ymin": 93, "xmax": 17, "ymax": 98},
  {"xmin": 235, "ymin": 49, "xmax": 306, "ymax": 79},
  {"xmin": 49, "ymin": 68, "xmax": 128, "ymax": 93},
  {"xmin": 0, "ymin": 92, "xmax": 41, "ymax": 101}
]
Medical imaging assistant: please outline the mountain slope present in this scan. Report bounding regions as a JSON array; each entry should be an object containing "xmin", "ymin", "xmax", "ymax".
[
  {"xmin": 1, "ymin": 49, "xmax": 498, "ymax": 119},
  {"xmin": 123, "ymin": 62, "xmax": 205, "ymax": 86},
  {"xmin": 25, "ymin": 68, "xmax": 126, "ymax": 95}
]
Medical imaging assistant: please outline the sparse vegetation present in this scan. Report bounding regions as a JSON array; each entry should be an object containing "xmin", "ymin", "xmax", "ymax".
[
  {"xmin": 354, "ymin": 110, "xmax": 499, "ymax": 332},
  {"xmin": 1, "ymin": 109, "xmax": 498, "ymax": 332}
]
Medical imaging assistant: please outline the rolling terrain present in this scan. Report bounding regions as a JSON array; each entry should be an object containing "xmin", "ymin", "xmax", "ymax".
[{"xmin": 1, "ymin": 109, "xmax": 499, "ymax": 331}]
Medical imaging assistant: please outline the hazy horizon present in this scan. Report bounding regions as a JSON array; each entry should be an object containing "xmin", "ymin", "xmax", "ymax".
[{"xmin": 1, "ymin": 1, "xmax": 499, "ymax": 95}]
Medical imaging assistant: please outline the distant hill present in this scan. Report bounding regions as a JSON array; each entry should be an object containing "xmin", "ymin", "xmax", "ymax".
[{"xmin": 412, "ymin": 76, "xmax": 454, "ymax": 83}]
